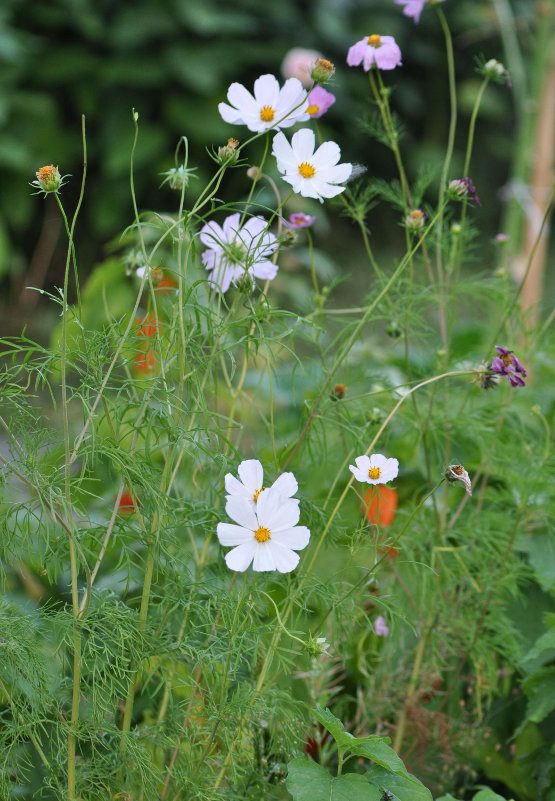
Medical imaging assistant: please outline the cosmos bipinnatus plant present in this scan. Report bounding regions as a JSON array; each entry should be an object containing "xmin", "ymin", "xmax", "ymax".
[{"xmin": 1, "ymin": 3, "xmax": 552, "ymax": 801}]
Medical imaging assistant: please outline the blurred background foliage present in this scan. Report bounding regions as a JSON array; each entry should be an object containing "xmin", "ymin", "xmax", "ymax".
[{"xmin": 0, "ymin": 0, "xmax": 553, "ymax": 338}]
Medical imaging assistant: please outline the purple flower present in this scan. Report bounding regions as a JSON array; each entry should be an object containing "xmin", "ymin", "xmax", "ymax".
[
  {"xmin": 347, "ymin": 34, "xmax": 402, "ymax": 72},
  {"xmin": 284, "ymin": 213, "xmax": 316, "ymax": 230},
  {"xmin": 491, "ymin": 346, "xmax": 527, "ymax": 387},
  {"xmin": 306, "ymin": 85, "xmax": 336, "ymax": 119},
  {"xmin": 374, "ymin": 616, "xmax": 389, "ymax": 637},
  {"xmin": 394, "ymin": 0, "xmax": 445, "ymax": 23}
]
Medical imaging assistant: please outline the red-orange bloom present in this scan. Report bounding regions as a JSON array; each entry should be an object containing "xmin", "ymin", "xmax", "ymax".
[
  {"xmin": 118, "ymin": 491, "xmax": 140, "ymax": 515},
  {"xmin": 364, "ymin": 485, "xmax": 398, "ymax": 527}
]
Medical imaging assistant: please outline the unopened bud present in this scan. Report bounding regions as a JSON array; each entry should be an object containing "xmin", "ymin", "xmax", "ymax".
[
  {"xmin": 482, "ymin": 58, "xmax": 511, "ymax": 85},
  {"xmin": 34, "ymin": 165, "xmax": 63, "ymax": 193},
  {"xmin": 332, "ymin": 383, "xmax": 347, "ymax": 400},
  {"xmin": 405, "ymin": 209, "xmax": 426, "ymax": 232},
  {"xmin": 311, "ymin": 58, "xmax": 335, "ymax": 83},
  {"xmin": 217, "ymin": 137, "xmax": 240, "ymax": 164},
  {"xmin": 445, "ymin": 464, "xmax": 472, "ymax": 496},
  {"xmin": 386, "ymin": 320, "xmax": 403, "ymax": 338},
  {"xmin": 247, "ymin": 166, "xmax": 262, "ymax": 181}
]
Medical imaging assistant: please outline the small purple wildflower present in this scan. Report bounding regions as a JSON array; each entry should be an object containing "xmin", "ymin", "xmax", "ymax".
[
  {"xmin": 284, "ymin": 213, "xmax": 316, "ymax": 230},
  {"xmin": 347, "ymin": 34, "xmax": 402, "ymax": 72},
  {"xmin": 495, "ymin": 233, "xmax": 509, "ymax": 244},
  {"xmin": 306, "ymin": 85, "xmax": 336, "ymax": 119},
  {"xmin": 374, "ymin": 616, "xmax": 389, "ymax": 637},
  {"xmin": 491, "ymin": 346, "xmax": 527, "ymax": 387},
  {"xmin": 394, "ymin": 0, "xmax": 445, "ymax": 23}
]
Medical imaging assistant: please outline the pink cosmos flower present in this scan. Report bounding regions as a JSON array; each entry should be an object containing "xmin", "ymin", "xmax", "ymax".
[
  {"xmin": 347, "ymin": 34, "xmax": 402, "ymax": 72},
  {"xmin": 394, "ymin": 0, "xmax": 445, "ymax": 23},
  {"xmin": 284, "ymin": 213, "xmax": 316, "ymax": 229},
  {"xmin": 306, "ymin": 86, "xmax": 336, "ymax": 119},
  {"xmin": 281, "ymin": 47, "xmax": 323, "ymax": 88},
  {"xmin": 374, "ymin": 616, "xmax": 389, "ymax": 637}
]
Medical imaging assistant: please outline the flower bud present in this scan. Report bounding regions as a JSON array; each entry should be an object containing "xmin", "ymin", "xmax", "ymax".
[
  {"xmin": 482, "ymin": 58, "xmax": 511, "ymax": 85},
  {"xmin": 247, "ymin": 166, "xmax": 262, "ymax": 181},
  {"xmin": 386, "ymin": 320, "xmax": 403, "ymax": 338},
  {"xmin": 332, "ymin": 383, "xmax": 347, "ymax": 400},
  {"xmin": 311, "ymin": 58, "xmax": 335, "ymax": 83},
  {"xmin": 217, "ymin": 137, "xmax": 240, "ymax": 164},
  {"xmin": 448, "ymin": 177, "xmax": 481, "ymax": 206},
  {"xmin": 445, "ymin": 464, "xmax": 472, "ymax": 496},
  {"xmin": 305, "ymin": 636, "xmax": 330, "ymax": 655},
  {"xmin": 34, "ymin": 165, "xmax": 63, "ymax": 194},
  {"xmin": 405, "ymin": 209, "xmax": 425, "ymax": 232},
  {"xmin": 161, "ymin": 165, "xmax": 195, "ymax": 191}
]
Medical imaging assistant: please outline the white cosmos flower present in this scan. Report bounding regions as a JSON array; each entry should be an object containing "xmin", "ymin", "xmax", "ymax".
[
  {"xmin": 349, "ymin": 453, "xmax": 399, "ymax": 485},
  {"xmin": 200, "ymin": 213, "xmax": 278, "ymax": 293},
  {"xmin": 272, "ymin": 128, "xmax": 352, "ymax": 203},
  {"xmin": 225, "ymin": 459, "xmax": 298, "ymax": 510},
  {"xmin": 217, "ymin": 488, "xmax": 310, "ymax": 573},
  {"xmin": 219, "ymin": 74, "xmax": 309, "ymax": 133}
]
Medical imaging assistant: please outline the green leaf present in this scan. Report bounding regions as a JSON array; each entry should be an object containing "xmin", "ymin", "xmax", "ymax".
[
  {"xmin": 313, "ymin": 706, "xmax": 351, "ymax": 747},
  {"xmin": 521, "ymin": 624, "xmax": 555, "ymax": 674},
  {"xmin": 366, "ymin": 765, "xmax": 433, "ymax": 801},
  {"xmin": 472, "ymin": 790, "xmax": 511, "ymax": 801},
  {"xmin": 522, "ymin": 667, "xmax": 555, "ymax": 724},
  {"xmin": 346, "ymin": 739, "xmax": 411, "ymax": 779},
  {"xmin": 286, "ymin": 758, "xmax": 382, "ymax": 801}
]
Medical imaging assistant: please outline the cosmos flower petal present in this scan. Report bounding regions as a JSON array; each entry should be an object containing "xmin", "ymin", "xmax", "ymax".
[
  {"xmin": 290, "ymin": 128, "xmax": 316, "ymax": 161},
  {"xmin": 227, "ymin": 82, "xmax": 259, "ymax": 114},
  {"xmin": 224, "ymin": 473, "xmax": 252, "ymax": 499},
  {"xmin": 218, "ymin": 102, "xmax": 247, "ymax": 126},
  {"xmin": 225, "ymin": 542, "xmax": 256, "ymax": 571},
  {"xmin": 272, "ymin": 525, "xmax": 310, "ymax": 550},
  {"xmin": 200, "ymin": 221, "xmax": 226, "ymax": 249},
  {"xmin": 271, "ymin": 542, "xmax": 301, "ymax": 573},
  {"xmin": 252, "ymin": 260, "xmax": 278, "ymax": 280},
  {"xmin": 237, "ymin": 459, "xmax": 264, "ymax": 495},
  {"xmin": 253, "ymin": 74, "xmax": 280, "ymax": 106},
  {"xmin": 270, "ymin": 472, "xmax": 298, "ymax": 498},
  {"xmin": 347, "ymin": 39, "xmax": 368, "ymax": 67},
  {"xmin": 257, "ymin": 489, "xmax": 300, "ymax": 530},
  {"xmin": 217, "ymin": 523, "xmax": 253, "ymax": 546},
  {"xmin": 312, "ymin": 141, "xmax": 341, "ymax": 169},
  {"xmin": 252, "ymin": 543, "xmax": 277, "ymax": 571},
  {"xmin": 225, "ymin": 495, "xmax": 259, "ymax": 529},
  {"xmin": 222, "ymin": 213, "xmax": 241, "ymax": 240}
]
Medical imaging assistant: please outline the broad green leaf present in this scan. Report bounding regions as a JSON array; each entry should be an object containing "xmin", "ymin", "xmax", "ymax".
[
  {"xmin": 366, "ymin": 765, "xmax": 433, "ymax": 801},
  {"xmin": 286, "ymin": 758, "xmax": 382, "ymax": 801},
  {"xmin": 346, "ymin": 739, "xmax": 410, "ymax": 779},
  {"xmin": 313, "ymin": 706, "xmax": 351, "ymax": 746},
  {"xmin": 435, "ymin": 795, "xmax": 461, "ymax": 801},
  {"xmin": 521, "ymin": 624, "xmax": 555, "ymax": 674},
  {"xmin": 472, "ymin": 790, "xmax": 511, "ymax": 801}
]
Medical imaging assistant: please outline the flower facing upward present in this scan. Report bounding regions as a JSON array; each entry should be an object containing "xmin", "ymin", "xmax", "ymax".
[
  {"xmin": 394, "ymin": 0, "xmax": 445, "ymax": 24},
  {"xmin": 306, "ymin": 85, "xmax": 336, "ymax": 119},
  {"xmin": 32, "ymin": 164, "xmax": 67, "ymax": 194},
  {"xmin": 347, "ymin": 35, "xmax": 402, "ymax": 71},
  {"xmin": 311, "ymin": 58, "xmax": 336, "ymax": 84},
  {"xmin": 272, "ymin": 128, "xmax": 352, "ymax": 203},
  {"xmin": 349, "ymin": 453, "xmax": 399, "ymax": 485},
  {"xmin": 225, "ymin": 459, "xmax": 298, "ymax": 510},
  {"xmin": 217, "ymin": 488, "xmax": 310, "ymax": 573},
  {"xmin": 200, "ymin": 213, "xmax": 278, "ymax": 293},
  {"xmin": 491, "ymin": 346, "xmax": 527, "ymax": 387},
  {"xmin": 284, "ymin": 212, "xmax": 316, "ymax": 229},
  {"xmin": 219, "ymin": 74, "xmax": 309, "ymax": 133}
]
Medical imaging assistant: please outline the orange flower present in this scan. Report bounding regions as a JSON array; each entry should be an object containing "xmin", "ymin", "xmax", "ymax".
[
  {"xmin": 155, "ymin": 273, "xmax": 178, "ymax": 294},
  {"xmin": 118, "ymin": 491, "xmax": 139, "ymax": 515},
  {"xmin": 364, "ymin": 485, "xmax": 398, "ymax": 527}
]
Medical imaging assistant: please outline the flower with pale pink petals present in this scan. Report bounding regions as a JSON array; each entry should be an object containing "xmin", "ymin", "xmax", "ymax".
[
  {"xmin": 347, "ymin": 34, "xmax": 402, "ymax": 72},
  {"xmin": 284, "ymin": 213, "xmax": 316, "ymax": 230},
  {"xmin": 374, "ymin": 616, "xmax": 389, "ymax": 636},
  {"xmin": 281, "ymin": 47, "xmax": 323, "ymax": 87},
  {"xmin": 219, "ymin": 74, "xmax": 309, "ymax": 133},
  {"xmin": 200, "ymin": 213, "xmax": 278, "ymax": 293},
  {"xmin": 394, "ymin": 0, "xmax": 445, "ymax": 24},
  {"xmin": 217, "ymin": 487, "xmax": 310, "ymax": 573},
  {"xmin": 306, "ymin": 86, "xmax": 336, "ymax": 119}
]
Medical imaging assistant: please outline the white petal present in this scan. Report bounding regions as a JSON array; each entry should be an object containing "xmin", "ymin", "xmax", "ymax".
[
  {"xmin": 270, "ymin": 472, "xmax": 298, "ymax": 498},
  {"xmin": 258, "ymin": 490, "xmax": 300, "ymax": 530},
  {"xmin": 225, "ymin": 495, "xmax": 258, "ymax": 529},
  {"xmin": 252, "ymin": 260, "xmax": 278, "ymax": 280},
  {"xmin": 349, "ymin": 465, "xmax": 369, "ymax": 482},
  {"xmin": 253, "ymin": 74, "xmax": 280, "ymax": 109},
  {"xmin": 222, "ymin": 213, "xmax": 241, "ymax": 240},
  {"xmin": 217, "ymin": 523, "xmax": 254, "ymax": 546},
  {"xmin": 321, "ymin": 162, "xmax": 352, "ymax": 184},
  {"xmin": 224, "ymin": 473, "xmax": 252, "ymax": 499},
  {"xmin": 252, "ymin": 543, "xmax": 277, "ymax": 572},
  {"xmin": 200, "ymin": 220, "xmax": 225, "ymax": 248},
  {"xmin": 237, "ymin": 459, "xmax": 264, "ymax": 495},
  {"xmin": 219, "ymin": 102, "xmax": 246, "ymax": 125},
  {"xmin": 312, "ymin": 141, "xmax": 341, "ymax": 169},
  {"xmin": 227, "ymin": 82, "xmax": 258, "ymax": 115},
  {"xmin": 272, "ymin": 133, "xmax": 298, "ymax": 173},
  {"xmin": 269, "ymin": 542, "xmax": 300, "ymax": 573},
  {"xmin": 355, "ymin": 455, "xmax": 371, "ymax": 471},
  {"xmin": 272, "ymin": 525, "xmax": 310, "ymax": 551},
  {"xmin": 225, "ymin": 542, "xmax": 255, "ymax": 572},
  {"xmin": 242, "ymin": 216, "xmax": 267, "ymax": 239},
  {"xmin": 290, "ymin": 128, "xmax": 316, "ymax": 161}
]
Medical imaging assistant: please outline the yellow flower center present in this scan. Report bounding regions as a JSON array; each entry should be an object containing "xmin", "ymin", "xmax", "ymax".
[
  {"xmin": 299, "ymin": 162, "xmax": 316, "ymax": 178},
  {"xmin": 501, "ymin": 354, "xmax": 512, "ymax": 366},
  {"xmin": 252, "ymin": 486, "xmax": 264, "ymax": 502},
  {"xmin": 452, "ymin": 465, "xmax": 464, "ymax": 476},
  {"xmin": 260, "ymin": 106, "xmax": 275, "ymax": 122},
  {"xmin": 254, "ymin": 526, "xmax": 271, "ymax": 543},
  {"xmin": 307, "ymin": 104, "xmax": 319, "ymax": 116},
  {"xmin": 368, "ymin": 34, "xmax": 381, "ymax": 47},
  {"xmin": 368, "ymin": 467, "xmax": 381, "ymax": 480},
  {"xmin": 38, "ymin": 165, "xmax": 57, "ymax": 181}
]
